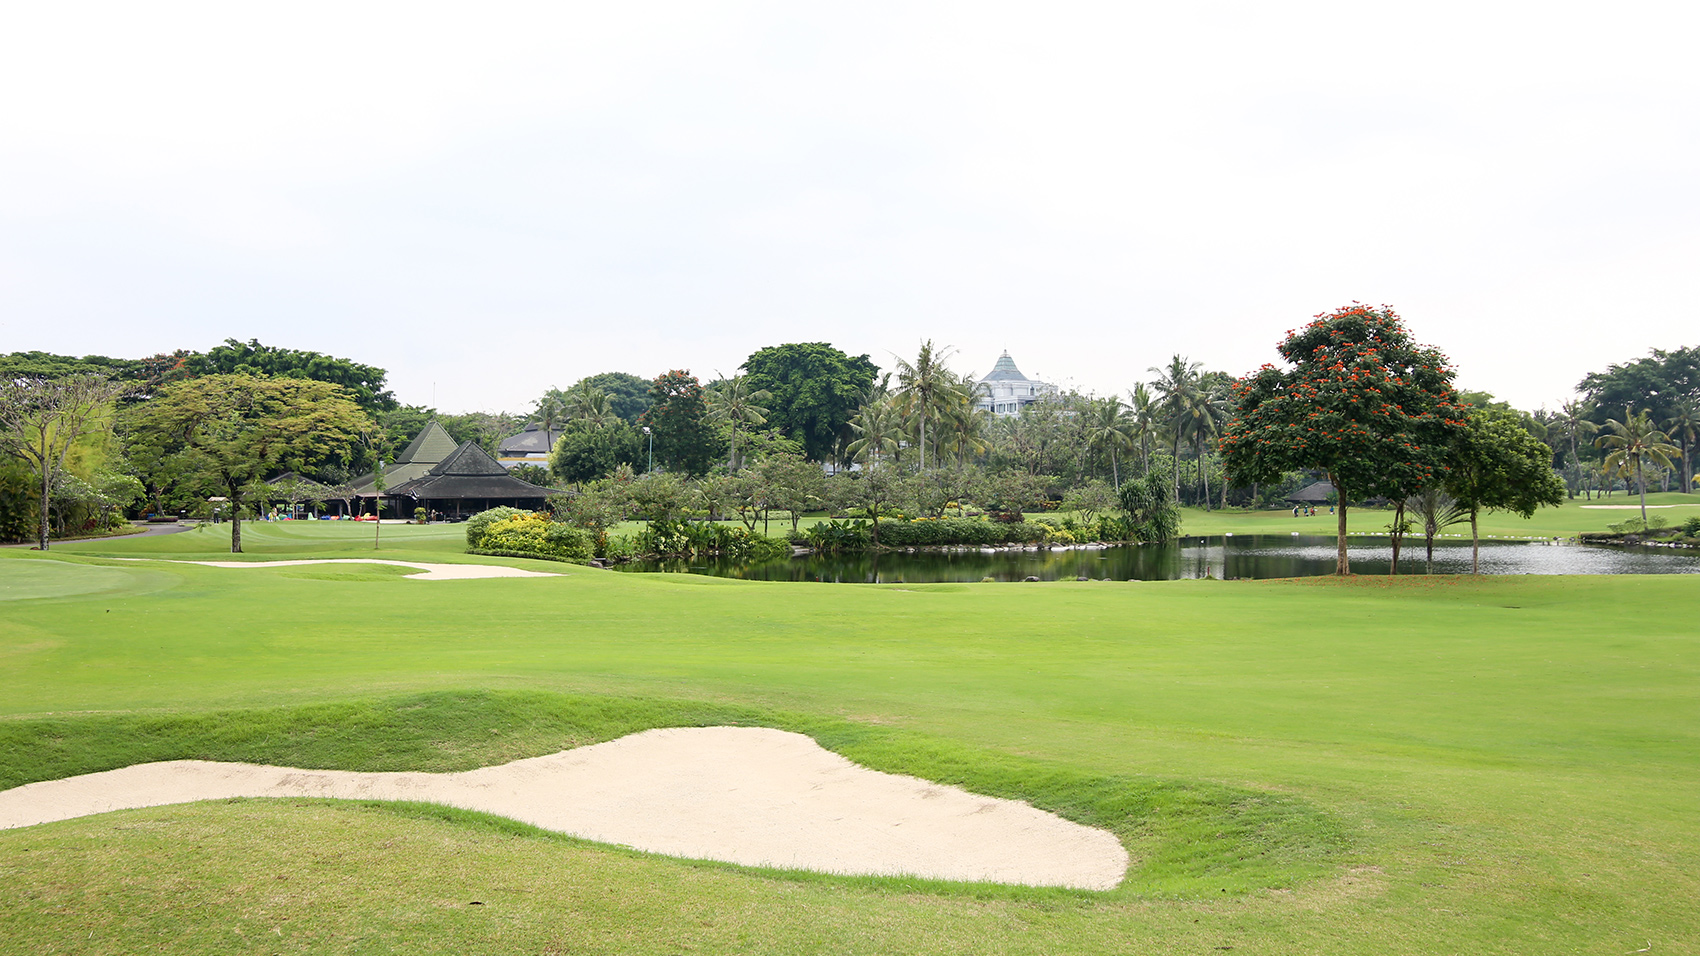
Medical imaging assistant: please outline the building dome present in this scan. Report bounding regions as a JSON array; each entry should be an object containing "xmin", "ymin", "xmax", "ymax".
[{"xmin": 976, "ymin": 352, "xmax": 1056, "ymax": 416}]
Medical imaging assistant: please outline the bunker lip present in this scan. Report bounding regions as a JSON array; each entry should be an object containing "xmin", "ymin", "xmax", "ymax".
[{"xmin": 0, "ymin": 726, "xmax": 1128, "ymax": 891}]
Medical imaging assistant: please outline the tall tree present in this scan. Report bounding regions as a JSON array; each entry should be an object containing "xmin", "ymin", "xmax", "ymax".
[
  {"xmin": 1221, "ymin": 304, "xmax": 1464, "ymax": 575},
  {"xmin": 640, "ymin": 371, "xmax": 721, "ymax": 476},
  {"xmin": 1664, "ymin": 401, "xmax": 1699, "ymax": 493},
  {"xmin": 741, "ymin": 343, "xmax": 878, "ymax": 462},
  {"xmin": 894, "ymin": 341, "xmax": 962, "ymax": 474},
  {"xmin": 1578, "ymin": 346, "xmax": 1700, "ymax": 429},
  {"xmin": 184, "ymin": 339, "xmax": 397, "ymax": 411},
  {"xmin": 705, "ymin": 375, "xmax": 773, "ymax": 472},
  {"xmin": 563, "ymin": 384, "xmax": 619, "ymax": 428},
  {"xmin": 846, "ymin": 397, "xmax": 902, "ymax": 470},
  {"xmin": 127, "ymin": 374, "xmax": 371, "ymax": 552},
  {"xmin": 1127, "ymin": 384, "xmax": 1158, "ymax": 474},
  {"xmin": 0, "ymin": 373, "xmax": 131, "ymax": 549},
  {"xmin": 574, "ymin": 372, "xmax": 654, "ymax": 424},
  {"xmin": 1082, "ymin": 396, "xmax": 1134, "ymax": 490},
  {"xmin": 1148, "ymin": 355, "xmax": 1203, "ymax": 501},
  {"xmin": 1447, "ymin": 408, "xmax": 1567, "ymax": 571},
  {"xmin": 1595, "ymin": 409, "xmax": 1681, "ymax": 524},
  {"xmin": 1554, "ymin": 401, "xmax": 1599, "ymax": 499}
]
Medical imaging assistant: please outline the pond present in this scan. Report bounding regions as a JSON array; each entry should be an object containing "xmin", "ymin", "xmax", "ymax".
[{"xmin": 614, "ymin": 534, "xmax": 1700, "ymax": 583}]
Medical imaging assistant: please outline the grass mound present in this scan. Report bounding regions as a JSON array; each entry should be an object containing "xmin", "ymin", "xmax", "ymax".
[{"xmin": 0, "ymin": 689, "xmax": 1346, "ymax": 898}]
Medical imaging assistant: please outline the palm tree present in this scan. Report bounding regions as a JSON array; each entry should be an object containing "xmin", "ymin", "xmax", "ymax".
[
  {"xmin": 705, "ymin": 375, "xmax": 772, "ymax": 472},
  {"xmin": 845, "ymin": 397, "xmax": 902, "ymax": 469},
  {"xmin": 564, "ymin": 385, "xmax": 618, "ymax": 428},
  {"xmin": 1127, "ymin": 384, "xmax": 1158, "ymax": 475},
  {"xmin": 1555, "ymin": 401, "xmax": 1598, "ymax": 498},
  {"xmin": 894, "ymin": 341, "xmax": 961, "ymax": 473},
  {"xmin": 1665, "ymin": 402, "xmax": 1699, "ymax": 494},
  {"xmin": 1596, "ymin": 408, "xmax": 1681, "ymax": 524},
  {"xmin": 1082, "ymin": 396, "xmax": 1135, "ymax": 490},
  {"xmin": 1148, "ymin": 355, "xmax": 1203, "ymax": 501}
]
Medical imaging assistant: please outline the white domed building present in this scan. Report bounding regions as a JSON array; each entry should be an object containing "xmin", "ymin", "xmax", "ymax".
[{"xmin": 976, "ymin": 351, "xmax": 1058, "ymax": 417}]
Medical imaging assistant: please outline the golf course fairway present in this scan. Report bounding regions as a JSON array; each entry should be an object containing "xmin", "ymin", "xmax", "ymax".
[{"xmin": 0, "ymin": 522, "xmax": 1695, "ymax": 954}]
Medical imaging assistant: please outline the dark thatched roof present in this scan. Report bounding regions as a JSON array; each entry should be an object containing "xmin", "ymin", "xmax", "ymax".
[
  {"xmin": 386, "ymin": 441, "xmax": 554, "ymax": 503},
  {"xmin": 1284, "ymin": 480, "xmax": 1335, "ymax": 504},
  {"xmin": 498, "ymin": 423, "xmax": 562, "ymax": 457}
]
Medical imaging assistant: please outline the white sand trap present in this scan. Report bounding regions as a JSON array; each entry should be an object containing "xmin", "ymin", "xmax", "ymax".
[
  {"xmin": 0, "ymin": 727, "xmax": 1126, "ymax": 890},
  {"xmin": 135, "ymin": 558, "xmax": 557, "ymax": 580}
]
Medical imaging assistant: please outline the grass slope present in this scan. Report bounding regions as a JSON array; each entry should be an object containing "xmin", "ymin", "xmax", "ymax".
[{"xmin": 1, "ymin": 526, "xmax": 1696, "ymax": 954}]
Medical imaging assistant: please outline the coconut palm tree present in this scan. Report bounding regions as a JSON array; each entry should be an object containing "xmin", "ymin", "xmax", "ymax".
[
  {"xmin": 1127, "ymin": 383, "xmax": 1158, "ymax": 475},
  {"xmin": 705, "ymin": 375, "xmax": 772, "ymax": 473},
  {"xmin": 1148, "ymin": 355, "xmax": 1203, "ymax": 501},
  {"xmin": 1554, "ymin": 401, "xmax": 1599, "ymax": 498},
  {"xmin": 564, "ymin": 385, "xmax": 618, "ymax": 428},
  {"xmin": 1596, "ymin": 408, "xmax": 1681, "ymax": 524},
  {"xmin": 894, "ymin": 340, "xmax": 962, "ymax": 473},
  {"xmin": 845, "ymin": 396, "xmax": 902, "ymax": 470},
  {"xmin": 1082, "ymin": 396, "xmax": 1135, "ymax": 490},
  {"xmin": 1664, "ymin": 402, "xmax": 1699, "ymax": 494}
]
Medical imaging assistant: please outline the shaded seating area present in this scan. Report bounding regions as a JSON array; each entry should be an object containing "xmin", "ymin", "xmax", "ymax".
[
  {"xmin": 384, "ymin": 441, "xmax": 553, "ymax": 520},
  {"xmin": 263, "ymin": 472, "xmax": 352, "ymax": 517}
]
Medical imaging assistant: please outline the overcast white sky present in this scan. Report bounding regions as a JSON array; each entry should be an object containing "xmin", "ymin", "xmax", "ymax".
[{"xmin": 3, "ymin": 2, "xmax": 1695, "ymax": 414}]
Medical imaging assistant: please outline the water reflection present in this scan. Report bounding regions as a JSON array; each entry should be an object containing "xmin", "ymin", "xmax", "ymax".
[{"xmin": 615, "ymin": 535, "xmax": 1700, "ymax": 583}]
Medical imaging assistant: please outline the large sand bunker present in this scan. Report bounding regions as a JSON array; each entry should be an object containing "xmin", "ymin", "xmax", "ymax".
[{"xmin": 0, "ymin": 727, "xmax": 1127, "ymax": 890}]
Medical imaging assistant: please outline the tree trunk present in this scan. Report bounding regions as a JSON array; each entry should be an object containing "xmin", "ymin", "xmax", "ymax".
[
  {"xmin": 1330, "ymin": 474, "xmax": 1349, "ymax": 575},
  {"xmin": 1424, "ymin": 520, "xmax": 1436, "ymax": 574},
  {"xmin": 37, "ymin": 461, "xmax": 51, "ymax": 550},
  {"xmin": 1470, "ymin": 508, "xmax": 1480, "ymax": 574},
  {"xmin": 1638, "ymin": 458, "xmax": 1647, "ymax": 524},
  {"xmin": 1389, "ymin": 499, "xmax": 1405, "ymax": 576},
  {"xmin": 1110, "ymin": 450, "xmax": 1119, "ymax": 491},
  {"xmin": 1199, "ymin": 440, "xmax": 1211, "ymax": 512},
  {"xmin": 231, "ymin": 501, "xmax": 244, "ymax": 553}
]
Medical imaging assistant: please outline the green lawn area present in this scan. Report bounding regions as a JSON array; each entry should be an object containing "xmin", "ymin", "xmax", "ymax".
[
  {"xmin": 1, "ymin": 524, "xmax": 1696, "ymax": 953},
  {"xmin": 1175, "ymin": 491, "xmax": 1700, "ymax": 539}
]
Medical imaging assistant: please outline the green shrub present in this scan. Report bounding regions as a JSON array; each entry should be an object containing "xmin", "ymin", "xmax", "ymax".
[
  {"xmin": 465, "ymin": 508, "xmax": 593, "ymax": 562},
  {"xmin": 464, "ymin": 506, "xmax": 528, "ymax": 547},
  {"xmin": 876, "ymin": 517, "xmax": 1049, "ymax": 547},
  {"xmin": 631, "ymin": 519, "xmax": 787, "ymax": 561},
  {"xmin": 601, "ymin": 535, "xmax": 637, "ymax": 562}
]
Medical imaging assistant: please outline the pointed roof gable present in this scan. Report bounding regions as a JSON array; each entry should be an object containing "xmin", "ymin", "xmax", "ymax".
[
  {"xmin": 981, "ymin": 351, "xmax": 1031, "ymax": 383},
  {"xmin": 395, "ymin": 420, "xmax": 458, "ymax": 465},
  {"xmin": 386, "ymin": 442, "xmax": 556, "ymax": 504},
  {"xmin": 347, "ymin": 420, "xmax": 459, "ymax": 495},
  {"xmin": 428, "ymin": 441, "xmax": 512, "ymax": 477}
]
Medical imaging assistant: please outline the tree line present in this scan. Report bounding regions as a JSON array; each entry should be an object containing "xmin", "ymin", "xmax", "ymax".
[{"xmin": 4, "ymin": 325, "xmax": 1698, "ymax": 561}]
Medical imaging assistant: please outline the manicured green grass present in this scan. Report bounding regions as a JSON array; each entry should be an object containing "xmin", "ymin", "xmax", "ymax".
[
  {"xmin": 1, "ymin": 526, "xmax": 1697, "ymax": 954},
  {"xmin": 1175, "ymin": 491, "xmax": 1700, "ymax": 539}
]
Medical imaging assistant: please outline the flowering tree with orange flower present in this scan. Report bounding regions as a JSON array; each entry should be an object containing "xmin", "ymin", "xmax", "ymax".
[{"xmin": 1220, "ymin": 304, "xmax": 1466, "ymax": 575}]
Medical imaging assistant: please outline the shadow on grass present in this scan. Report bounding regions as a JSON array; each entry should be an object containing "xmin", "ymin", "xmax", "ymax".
[{"xmin": 0, "ymin": 689, "xmax": 1349, "ymax": 899}]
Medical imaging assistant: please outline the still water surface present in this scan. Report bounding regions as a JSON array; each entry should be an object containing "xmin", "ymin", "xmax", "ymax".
[{"xmin": 616, "ymin": 534, "xmax": 1700, "ymax": 583}]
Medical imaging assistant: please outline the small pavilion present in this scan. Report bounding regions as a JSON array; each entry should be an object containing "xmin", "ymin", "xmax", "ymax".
[{"xmin": 385, "ymin": 441, "xmax": 553, "ymax": 519}]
